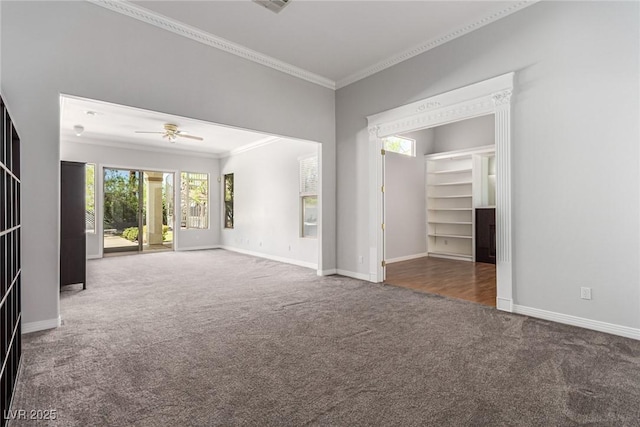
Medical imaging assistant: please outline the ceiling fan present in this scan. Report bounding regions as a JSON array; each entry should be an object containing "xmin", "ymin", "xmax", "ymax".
[{"xmin": 135, "ymin": 123, "xmax": 203, "ymax": 143}]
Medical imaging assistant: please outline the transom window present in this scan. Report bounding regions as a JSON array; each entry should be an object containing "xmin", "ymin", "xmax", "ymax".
[{"xmin": 383, "ymin": 135, "xmax": 415, "ymax": 157}]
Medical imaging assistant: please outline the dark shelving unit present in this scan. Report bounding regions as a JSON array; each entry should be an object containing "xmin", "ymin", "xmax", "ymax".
[{"xmin": 0, "ymin": 96, "xmax": 22, "ymax": 427}]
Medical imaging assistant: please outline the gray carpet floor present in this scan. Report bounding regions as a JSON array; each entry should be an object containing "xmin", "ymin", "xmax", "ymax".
[{"xmin": 11, "ymin": 250, "xmax": 640, "ymax": 426}]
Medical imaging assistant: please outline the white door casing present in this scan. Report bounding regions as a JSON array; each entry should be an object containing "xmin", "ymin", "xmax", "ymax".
[{"xmin": 366, "ymin": 72, "xmax": 514, "ymax": 311}]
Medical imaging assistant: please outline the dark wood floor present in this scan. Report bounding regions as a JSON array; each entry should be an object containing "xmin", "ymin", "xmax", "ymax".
[{"xmin": 385, "ymin": 256, "xmax": 496, "ymax": 307}]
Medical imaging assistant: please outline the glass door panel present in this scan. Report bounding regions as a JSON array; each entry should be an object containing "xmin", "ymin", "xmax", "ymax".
[{"xmin": 103, "ymin": 168, "xmax": 141, "ymax": 253}]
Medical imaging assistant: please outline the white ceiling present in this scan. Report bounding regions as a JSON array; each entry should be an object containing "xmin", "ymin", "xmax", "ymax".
[
  {"xmin": 60, "ymin": 95, "xmax": 303, "ymax": 156},
  {"xmin": 126, "ymin": 0, "xmax": 529, "ymax": 87}
]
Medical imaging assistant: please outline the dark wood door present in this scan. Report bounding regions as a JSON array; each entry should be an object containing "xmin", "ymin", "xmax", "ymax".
[
  {"xmin": 476, "ymin": 208, "xmax": 496, "ymax": 264},
  {"xmin": 60, "ymin": 161, "xmax": 86, "ymax": 288}
]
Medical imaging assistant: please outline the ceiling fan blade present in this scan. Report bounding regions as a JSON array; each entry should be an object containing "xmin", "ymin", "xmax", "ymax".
[
  {"xmin": 135, "ymin": 131, "xmax": 164, "ymax": 134},
  {"xmin": 177, "ymin": 134, "xmax": 204, "ymax": 141}
]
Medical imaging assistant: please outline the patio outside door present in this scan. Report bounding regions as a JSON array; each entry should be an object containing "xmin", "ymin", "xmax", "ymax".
[{"xmin": 103, "ymin": 168, "xmax": 174, "ymax": 254}]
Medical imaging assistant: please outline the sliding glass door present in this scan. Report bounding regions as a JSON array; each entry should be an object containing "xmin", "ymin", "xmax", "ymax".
[{"xmin": 103, "ymin": 168, "xmax": 174, "ymax": 255}]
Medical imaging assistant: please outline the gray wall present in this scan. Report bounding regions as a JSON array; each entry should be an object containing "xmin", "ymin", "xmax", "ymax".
[
  {"xmin": 433, "ymin": 115, "xmax": 495, "ymax": 153},
  {"xmin": 1, "ymin": 1, "xmax": 335, "ymax": 327},
  {"xmin": 220, "ymin": 140, "xmax": 319, "ymax": 267},
  {"xmin": 385, "ymin": 129, "xmax": 433, "ymax": 261},
  {"xmin": 336, "ymin": 2, "xmax": 640, "ymax": 328}
]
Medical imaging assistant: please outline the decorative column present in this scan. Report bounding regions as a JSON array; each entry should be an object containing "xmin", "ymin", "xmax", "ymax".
[{"xmin": 492, "ymin": 89, "xmax": 513, "ymax": 311}]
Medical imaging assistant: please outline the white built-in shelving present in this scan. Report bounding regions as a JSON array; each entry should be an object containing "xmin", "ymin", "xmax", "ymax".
[{"xmin": 425, "ymin": 145, "xmax": 495, "ymax": 261}]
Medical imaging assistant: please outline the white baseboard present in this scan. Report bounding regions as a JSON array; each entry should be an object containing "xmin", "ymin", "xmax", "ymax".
[
  {"xmin": 513, "ymin": 304, "xmax": 640, "ymax": 341},
  {"xmin": 177, "ymin": 245, "xmax": 221, "ymax": 251},
  {"xmin": 318, "ymin": 269, "xmax": 337, "ymax": 276},
  {"xmin": 386, "ymin": 253, "xmax": 428, "ymax": 264},
  {"xmin": 496, "ymin": 297, "xmax": 513, "ymax": 312},
  {"xmin": 336, "ymin": 269, "xmax": 371, "ymax": 281},
  {"xmin": 87, "ymin": 254, "xmax": 101, "ymax": 260},
  {"xmin": 22, "ymin": 316, "xmax": 61, "ymax": 334},
  {"xmin": 220, "ymin": 246, "xmax": 317, "ymax": 270}
]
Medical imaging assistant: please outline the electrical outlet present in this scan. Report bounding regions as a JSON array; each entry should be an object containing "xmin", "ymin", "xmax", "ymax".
[
  {"xmin": 580, "ymin": 287, "xmax": 592, "ymax": 300},
  {"xmin": 358, "ymin": 256, "xmax": 364, "ymax": 264}
]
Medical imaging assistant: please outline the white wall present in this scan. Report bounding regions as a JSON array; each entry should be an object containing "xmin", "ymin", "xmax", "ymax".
[
  {"xmin": 433, "ymin": 115, "xmax": 495, "ymax": 153},
  {"xmin": 385, "ymin": 129, "xmax": 433, "ymax": 261},
  {"xmin": 61, "ymin": 140, "xmax": 220, "ymax": 257},
  {"xmin": 1, "ymin": 1, "xmax": 335, "ymax": 328},
  {"xmin": 219, "ymin": 139, "xmax": 319, "ymax": 268},
  {"xmin": 336, "ymin": 2, "xmax": 640, "ymax": 329}
]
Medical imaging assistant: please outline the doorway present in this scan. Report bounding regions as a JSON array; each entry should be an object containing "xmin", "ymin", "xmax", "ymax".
[
  {"xmin": 103, "ymin": 167, "xmax": 174, "ymax": 254},
  {"xmin": 381, "ymin": 117, "xmax": 497, "ymax": 306},
  {"xmin": 367, "ymin": 73, "xmax": 514, "ymax": 311}
]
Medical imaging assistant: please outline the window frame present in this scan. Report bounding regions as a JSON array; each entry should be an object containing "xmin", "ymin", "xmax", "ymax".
[
  {"xmin": 299, "ymin": 155, "xmax": 318, "ymax": 238},
  {"xmin": 383, "ymin": 135, "xmax": 416, "ymax": 157},
  {"xmin": 180, "ymin": 171, "xmax": 209, "ymax": 230},
  {"xmin": 223, "ymin": 173, "xmax": 234, "ymax": 229},
  {"xmin": 85, "ymin": 163, "xmax": 96, "ymax": 234}
]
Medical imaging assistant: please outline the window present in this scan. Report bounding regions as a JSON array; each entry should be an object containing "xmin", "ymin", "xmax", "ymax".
[
  {"xmin": 86, "ymin": 163, "xmax": 96, "ymax": 233},
  {"xmin": 180, "ymin": 172, "xmax": 208, "ymax": 229},
  {"xmin": 383, "ymin": 135, "xmax": 415, "ymax": 156},
  {"xmin": 224, "ymin": 173, "xmax": 234, "ymax": 229},
  {"xmin": 299, "ymin": 156, "xmax": 318, "ymax": 238}
]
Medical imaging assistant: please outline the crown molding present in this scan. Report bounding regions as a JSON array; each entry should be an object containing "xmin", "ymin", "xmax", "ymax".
[
  {"xmin": 86, "ymin": 0, "xmax": 336, "ymax": 90},
  {"xmin": 336, "ymin": 1, "xmax": 537, "ymax": 89},
  {"xmin": 62, "ymin": 135, "xmax": 224, "ymax": 159},
  {"xmin": 87, "ymin": 0, "xmax": 535, "ymax": 91},
  {"xmin": 224, "ymin": 135, "xmax": 281, "ymax": 158}
]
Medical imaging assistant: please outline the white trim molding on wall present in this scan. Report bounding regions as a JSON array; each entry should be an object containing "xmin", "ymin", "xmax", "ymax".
[
  {"xmin": 219, "ymin": 246, "xmax": 318, "ymax": 271},
  {"xmin": 367, "ymin": 72, "xmax": 515, "ymax": 312},
  {"xmin": 386, "ymin": 253, "xmax": 429, "ymax": 264},
  {"xmin": 22, "ymin": 316, "xmax": 62, "ymax": 334},
  {"xmin": 513, "ymin": 305, "xmax": 640, "ymax": 341}
]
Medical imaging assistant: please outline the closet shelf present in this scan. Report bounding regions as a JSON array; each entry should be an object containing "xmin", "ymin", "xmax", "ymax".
[
  {"xmin": 427, "ymin": 195, "xmax": 472, "ymax": 199},
  {"xmin": 427, "ymin": 208, "xmax": 472, "ymax": 211},
  {"xmin": 428, "ymin": 221, "xmax": 472, "ymax": 225},
  {"xmin": 428, "ymin": 234, "xmax": 472, "ymax": 239},
  {"xmin": 429, "ymin": 168, "xmax": 472, "ymax": 175},
  {"xmin": 428, "ymin": 181, "xmax": 472, "ymax": 186}
]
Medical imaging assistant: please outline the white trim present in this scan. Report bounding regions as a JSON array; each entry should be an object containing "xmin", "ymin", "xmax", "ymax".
[
  {"xmin": 22, "ymin": 316, "xmax": 61, "ymax": 334},
  {"xmin": 336, "ymin": 269, "xmax": 371, "ymax": 281},
  {"xmin": 225, "ymin": 136, "xmax": 281, "ymax": 157},
  {"xmin": 427, "ymin": 253, "xmax": 473, "ymax": 262},
  {"xmin": 336, "ymin": 1, "xmax": 536, "ymax": 88},
  {"xmin": 367, "ymin": 73, "xmax": 515, "ymax": 313},
  {"xmin": 86, "ymin": 0, "xmax": 335, "ymax": 90},
  {"xmin": 496, "ymin": 297, "xmax": 513, "ymax": 312},
  {"xmin": 318, "ymin": 269, "xmax": 337, "ymax": 276},
  {"xmin": 386, "ymin": 253, "xmax": 428, "ymax": 264},
  {"xmin": 87, "ymin": 254, "xmax": 101, "ymax": 260},
  {"xmin": 63, "ymin": 136, "xmax": 222, "ymax": 159},
  {"xmin": 220, "ymin": 246, "xmax": 318, "ymax": 270},
  {"xmin": 176, "ymin": 245, "xmax": 221, "ymax": 252},
  {"xmin": 513, "ymin": 305, "xmax": 640, "ymax": 341},
  {"xmin": 86, "ymin": 0, "xmax": 535, "ymax": 90}
]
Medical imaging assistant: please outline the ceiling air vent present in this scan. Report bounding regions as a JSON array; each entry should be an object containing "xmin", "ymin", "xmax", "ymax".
[{"xmin": 253, "ymin": 0, "xmax": 291, "ymax": 14}]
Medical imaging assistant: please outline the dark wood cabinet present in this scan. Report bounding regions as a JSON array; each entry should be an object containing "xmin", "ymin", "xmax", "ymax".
[
  {"xmin": 60, "ymin": 161, "xmax": 86, "ymax": 289},
  {"xmin": 476, "ymin": 207, "xmax": 496, "ymax": 264}
]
